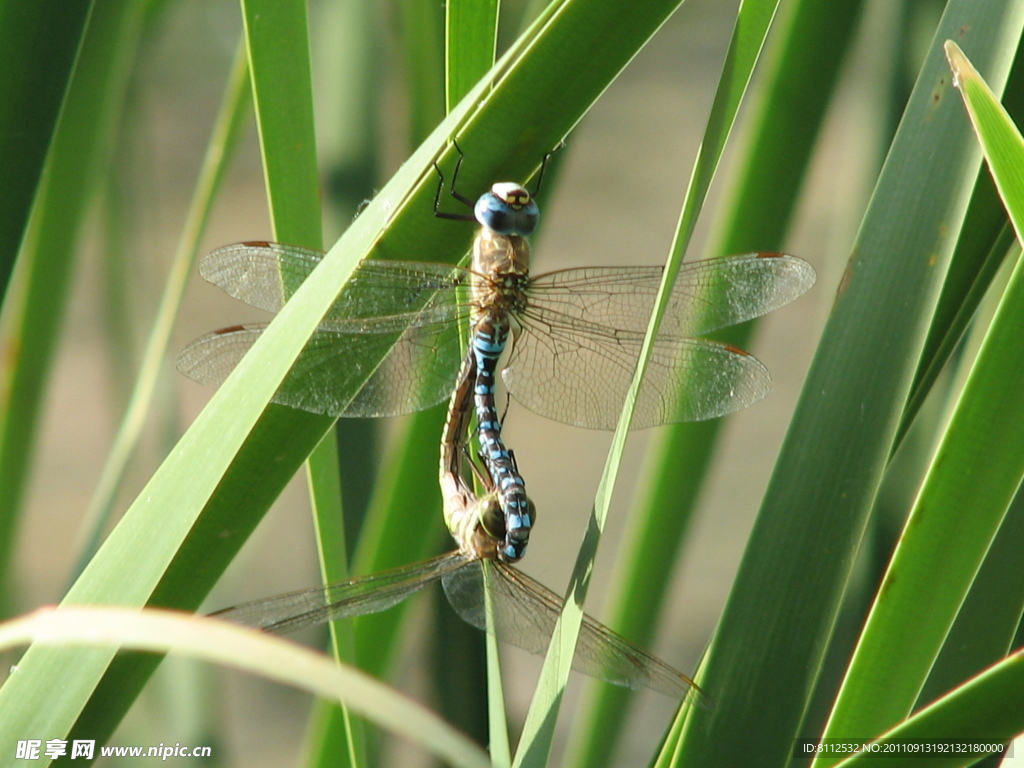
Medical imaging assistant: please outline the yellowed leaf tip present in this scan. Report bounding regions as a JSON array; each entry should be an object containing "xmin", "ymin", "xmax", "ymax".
[{"xmin": 944, "ymin": 40, "xmax": 973, "ymax": 90}]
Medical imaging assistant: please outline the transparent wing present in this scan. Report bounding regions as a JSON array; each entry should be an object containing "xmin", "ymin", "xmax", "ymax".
[
  {"xmin": 210, "ymin": 552, "xmax": 470, "ymax": 634},
  {"xmin": 213, "ymin": 551, "xmax": 704, "ymax": 702},
  {"xmin": 504, "ymin": 322, "xmax": 771, "ymax": 430},
  {"xmin": 524, "ymin": 253, "xmax": 816, "ymax": 337},
  {"xmin": 177, "ymin": 310, "xmax": 466, "ymax": 418},
  {"xmin": 442, "ymin": 560, "xmax": 704, "ymax": 702},
  {"xmin": 503, "ymin": 253, "xmax": 813, "ymax": 430},
  {"xmin": 199, "ymin": 242, "xmax": 474, "ymax": 321},
  {"xmin": 181, "ymin": 243, "xmax": 476, "ymax": 417}
]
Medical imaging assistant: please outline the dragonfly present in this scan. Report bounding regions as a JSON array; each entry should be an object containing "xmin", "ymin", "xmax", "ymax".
[{"xmin": 178, "ymin": 157, "xmax": 816, "ymax": 560}]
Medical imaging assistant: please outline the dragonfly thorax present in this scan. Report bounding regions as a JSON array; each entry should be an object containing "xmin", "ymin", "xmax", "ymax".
[
  {"xmin": 472, "ymin": 226, "xmax": 531, "ymax": 277},
  {"xmin": 471, "ymin": 230, "xmax": 531, "ymax": 320},
  {"xmin": 475, "ymin": 182, "xmax": 539, "ymax": 236}
]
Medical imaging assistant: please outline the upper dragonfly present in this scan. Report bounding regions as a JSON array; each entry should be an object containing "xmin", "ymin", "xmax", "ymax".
[{"xmin": 178, "ymin": 160, "xmax": 815, "ymax": 560}]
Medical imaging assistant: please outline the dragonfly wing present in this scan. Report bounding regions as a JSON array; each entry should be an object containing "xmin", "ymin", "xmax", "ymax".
[
  {"xmin": 527, "ymin": 254, "xmax": 815, "ymax": 338},
  {"xmin": 200, "ymin": 242, "xmax": 324, "ymax": 313},
  {"xmin": 505, "ymin": 312, "xmax": 771, "ymax": 430},
  {"xmin": 211, "ymin": 552, "xmax": 469, "ymax": 634},
  {"xmin": 201, "ymin": 242, "xmax": 472, "ymax": 323},
  {"xmin": 442, "ymin": 561, "xmax": 702, "ymax": 701},
  {"xmin": 177, "ymin": 309, "xmax": 466, "ymax": 417}
]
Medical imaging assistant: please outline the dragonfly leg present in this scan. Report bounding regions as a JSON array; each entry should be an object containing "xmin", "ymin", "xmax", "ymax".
[
  {"xmin": 529, "ymin": 140, "xmax": 566, "ymax": 198},
  {"xmin": 433, "ymin": 140, "xmax": 477, "ymax": 216}
]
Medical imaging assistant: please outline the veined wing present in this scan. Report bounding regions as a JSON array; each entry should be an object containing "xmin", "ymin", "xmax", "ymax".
[
  {"xmin": 501, "ymin": 253, "xmax": 813, "ymax": 430},
  {"xmin": 524, "ymin": 253, "xmax": 815, "ymax": 338},
  {"xmin": 213, "ymin": 551, "xmax": 703, "ymax": 702},
  {"xmin": 442, "ymin": 560, "xmax": 705, "ymax": 703},
  {"xmin": 210, "ymin": 551, "xmax": 471, "ymax": 634},
  {"xmin": 182, "ymin": 243, "xmax": 478, "ymax": 418},
  {"xmin": 177, "ymin": 306, "xmax": 466, "ymax": 418},
  {"xmin": 504, "ymin": 311, "xmax": 770, "ymax": 430},
  {"xmin": 199, "ymin": 242, "xmax": 475, "ymax": 322}
]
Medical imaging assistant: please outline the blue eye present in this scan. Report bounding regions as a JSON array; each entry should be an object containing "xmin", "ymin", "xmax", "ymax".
[{"xmin": 474, "ymin": 186, "xmax": 540, "ymax": 236}]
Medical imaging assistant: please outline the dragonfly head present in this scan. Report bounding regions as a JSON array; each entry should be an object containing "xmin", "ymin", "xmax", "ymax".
[
  {"xmin": 456, "ymin": 493, "xmax": 506, "ymax": 560},
  {"xmin": 475, "ymin": 183, "xmax": 540, "ymax": 237},
  {"xmin": 458, "ymin": 490, "xmax": 537, "ymax": 563},
  {"xmin": 445, "ymin": 480, "xmax": 508, "ymax": 560}
]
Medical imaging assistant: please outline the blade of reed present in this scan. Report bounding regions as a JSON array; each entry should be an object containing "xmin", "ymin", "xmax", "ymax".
[
  {"xmin": 833, "ymin": 651, "xmax": 1024, "ymax": 768},
  {"xmin": 917, "ymin": 477, "xmax": 1024, "ymax": 710},
  {"xmin": 238, "ymin": 2, "xmax": 369, "ymax": 765},
  {"xmin": 309, "ymin": 1, "xmax": 448, "ymax": 764},
  {"xmin": 897, "ymin": 53, "xmax": 1024, "ymax": 447},
  {"xmin": 445, "ymin": 0, "xmax": 498, "ymax": 113},
  {"xmin": 303, "ymin": 4, "xmax": 381, "ymax": 761},
  {"xmin": 444, "ymin": 2, "xmax": 510, "ymax": 762},
  {"xmin": 515, "ymin": 0, "xmax": 783, "ymax": 765},
  {"xmin": 564, "ymin": 0, "xmax": 867, "ymax": 761},
  {"xmin": 0, "ymin": 607, "xmax": 492, "ymax": 768},
  {"xmin": 399, "ymin": 0, "xmax": 445, "ymax": 150},
  {"xmin": 0, "ymin": 0, "xmax": 91, "ymax": 301}
]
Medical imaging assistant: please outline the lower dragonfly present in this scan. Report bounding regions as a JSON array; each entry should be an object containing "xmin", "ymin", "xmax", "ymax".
[
  {"xmin": 179, "ymin": 153, "xmax": 816, "ymax": 560},
  {"xmin": 212, "ymin": 372, "xmax": 704, "ymax": 704}
]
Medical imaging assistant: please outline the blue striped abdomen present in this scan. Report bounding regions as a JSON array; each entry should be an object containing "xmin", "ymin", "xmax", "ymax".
[{"xmin": 472, "ymin": 316, "xmax": 535, "ymax": 561}]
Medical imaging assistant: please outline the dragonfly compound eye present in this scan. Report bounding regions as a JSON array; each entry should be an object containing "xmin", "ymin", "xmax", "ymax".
[{"xmin": 475, "ymin": 185, "xmax": 540, "ymax": 236}]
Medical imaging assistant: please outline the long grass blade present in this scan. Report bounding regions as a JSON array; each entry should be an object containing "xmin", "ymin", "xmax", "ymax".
[
  {"xmin": 564, "ymin": 0, "xmax": 866, "ymax": 761},
  {"xmin": 442, "ymin": 2, "xmax": 509, "ymax": 761},
  {"xmin": 833, "ymin": 651, "xmax": 1024, "ymax": 768},
  {"xmin": 239, "ymin": 2, "xmax": 369, "ymax": 765},
  {"xmin": 515, "ymin": 1, "xmax": 783, "ymax": 765},
  {"xmin": 0, "ymin": 607, "xmax": 492, "ymax": 768},
  {"xmin": 0, "ymin": 0, "xmax": 90, "ymax": 302}
]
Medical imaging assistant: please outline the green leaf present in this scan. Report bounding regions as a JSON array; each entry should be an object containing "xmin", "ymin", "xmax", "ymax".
[
  {"xmin": 0, "ymin": 0, "xmax": 91, "ymax": 301},
  {"xmin": 0, "ymin": 607, "xmax": 492, "ymax": 768},
  {"xmin": 834, "ymin": 650, "xmax": 1024, "ymax": 768},
  {"xmin": 564, "ymin": 0, "xmax": 868, "ymax": 760},
  {"xmin": 445, "ymin": 0, "xmax": 498, "ymax": 109},
  {"xmin": 516, "ymin": 0, "xmax": 784, "ymax": 765},
  {"xmin": 947, "ymin": 41, "xmax": 1024, "ymax": 238}
]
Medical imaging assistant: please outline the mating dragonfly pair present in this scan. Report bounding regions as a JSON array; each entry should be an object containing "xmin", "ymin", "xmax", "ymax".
[{"xmin": 188, "ymin": 150, "xmax": 815, "ymax": 701}]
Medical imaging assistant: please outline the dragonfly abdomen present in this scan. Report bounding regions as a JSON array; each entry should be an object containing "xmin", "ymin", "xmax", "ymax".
[{"xmin": 472, "ymin": 315, "xmax": 535, "ymax": 562}]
